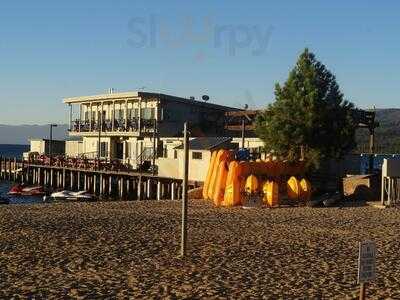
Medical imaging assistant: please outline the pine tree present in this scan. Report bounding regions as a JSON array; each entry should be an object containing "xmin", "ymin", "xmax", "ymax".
[{"xmin": 255, "ymin": 48, "xmax": 356, "ymax": 168}]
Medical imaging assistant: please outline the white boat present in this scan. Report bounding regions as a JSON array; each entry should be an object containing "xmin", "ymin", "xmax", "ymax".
[{"xmin": 43, "ymin": 190, "xmax": 95, "ymax": 202}]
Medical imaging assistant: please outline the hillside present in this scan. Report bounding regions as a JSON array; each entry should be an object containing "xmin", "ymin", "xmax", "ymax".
[
  {"xmin": 0, "ymin": 108, "xmax": 398, "ymax": 151},
  {"xmin": 356, "ymin": 108, "xmax": 400, "ymax": 153},
  {"xmin": 0, "ymin": 124, "xmax": 69, "ymax": 145}
]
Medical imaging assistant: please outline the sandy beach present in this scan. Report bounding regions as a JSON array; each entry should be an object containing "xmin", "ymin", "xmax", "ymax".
[{"xmin": 1, "ymin": 200, "xmax": 400, "ymax": 299}]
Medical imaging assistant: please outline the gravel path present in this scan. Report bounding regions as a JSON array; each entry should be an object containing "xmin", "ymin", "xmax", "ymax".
[{"xmin": 1, "ymin": 200, "xmax": 400, "ymax": 299}]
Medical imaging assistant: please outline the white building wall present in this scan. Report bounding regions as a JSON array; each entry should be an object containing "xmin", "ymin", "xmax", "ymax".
[
  {"xmin": 232, "ymin": 137, "xmax": 264, "ymax": 149},
  {"xmin": 30, "ymin": 140, "xmax": 44, "ymax": 154},
  {"xmin": 65, "ymin": 141, "xmax": 83, "ymax": 157},
  {"xmin": 157, "ymin": 149, "xmax": 211, "ymax": 182}
]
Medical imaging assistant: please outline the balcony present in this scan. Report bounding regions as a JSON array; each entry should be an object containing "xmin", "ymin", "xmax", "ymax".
[{"xmin": 69, "ymin": 118, "xmax": 156, "ymax": 136}]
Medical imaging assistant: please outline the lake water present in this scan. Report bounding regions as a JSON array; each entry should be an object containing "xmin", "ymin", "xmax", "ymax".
[
  {"xmin": 0, "ymin": 144, "xmax": 42, "ymax": 205},
  {"xmin": 0, "ymin": 144, "xmax": 29, "ymax": 159}
]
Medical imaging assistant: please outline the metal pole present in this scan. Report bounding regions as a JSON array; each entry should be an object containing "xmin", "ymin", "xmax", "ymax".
[
  {"xmin": 241, "ymin": 118, "xmax": 245, "ymax": 148},
  {"xmin": 49, "ymin": 125, "xmax": 53, "ymax": 166},
  {"xmin": 368, "ymin": 128, "xmax": 375, "ymax": 173},
  {"xmin": 180, "ymin": 122, "xmax": 189, "ymax": 257},
  {"xmin": 98, "ymin": 124, "xmax": 101, "ymax": 170},
  {"xmin": 152, "ymin": 119, "xmax": 157, "ymax": 175},
  {"xmin": 69, "ymin": 104, "xmax": 73, "ymax": 131},
  {"xmin": 359, "ymin": 282, "xmax": 366, "ymax": 300}
]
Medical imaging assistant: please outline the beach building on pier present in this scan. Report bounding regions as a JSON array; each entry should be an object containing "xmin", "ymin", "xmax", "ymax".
[
  {"xmin": 24, "ymin": 139, "xmax": 65, "ymax": 160},
  {"xmin": 64, "ymin": 91, "xmax": 241, "ymax": 181}
]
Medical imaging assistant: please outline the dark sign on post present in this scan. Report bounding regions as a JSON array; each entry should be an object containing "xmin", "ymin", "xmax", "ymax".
[
  {"xmin": 358, "ymin": 240, "xmax": 376, "ymax": 283},
  {"xmin": 358, "ymin": 240, "xmax": 376, "ymax": 300}
]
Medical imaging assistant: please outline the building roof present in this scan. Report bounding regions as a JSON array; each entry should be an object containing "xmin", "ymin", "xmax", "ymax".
[
  {"xmin": 175, "ymin": 137, "xmax": 233, "ymax": 151},
  {"xmin": 63, "ymin": 91, "xmax": 240, "ymax": 111},
  {"xmin": 29, "ymin": 138, "xmax": 65, "ymax": 142}
]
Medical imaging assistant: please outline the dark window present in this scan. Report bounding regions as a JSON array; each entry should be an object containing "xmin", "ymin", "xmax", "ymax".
[
  {"xmin": 116, "ymin": 142, "xmax": 124, "ymax": 160},
  {"xmin": 100, "ymin": 142, "xmax": 108, "ymax": 157},
  {"xmin": 125, "ymin": 142, "xmax": 131, "ymax": 158},
  {"xmin": 192, "ymin": 151, "xmax": 203, "ymax": 160},
  {"xmin": 174, "ymin": 150, "xmax": 178, "ymax": 159},
  {"xmin": 163, "ymin": 147, "xmax": 168, "ymax": 158}
]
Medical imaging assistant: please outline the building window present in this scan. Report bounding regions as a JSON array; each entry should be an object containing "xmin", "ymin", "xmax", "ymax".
[
  {"xmin": 142, "ymin": 107, "xmax": 155, "ymax": 120},
  {"xmin": 174, "ymin": 150, "xmax": 178, "ymax": 159},
  {"xmin": 127, "ymin": 108, "xmax": 133, "ymax": 119},
  {"xmin": 114, "ymin": 109, "xmax": 123, "ymax": 120},
  {"xmin": 163, "ymin": 146, "xmax": 168, "ymax": 158},
  {"xmin": 192, "ymin": 151, "xmax": 203, "ymax": 160},
  {"xmin": 100, "ymin": 142, "xmax": 108, "ymax": 158},
  {"xmin": 125, "ymin": 142, "xmax": 131, "ymax": 158}
]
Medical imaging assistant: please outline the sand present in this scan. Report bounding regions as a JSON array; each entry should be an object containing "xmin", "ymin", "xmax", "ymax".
[{"xmin": 1, "ymin": 200, "xmax": 400, "ymax": 299}]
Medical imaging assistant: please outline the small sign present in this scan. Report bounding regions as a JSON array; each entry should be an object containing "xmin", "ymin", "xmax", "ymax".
[
  {"xmin": 242, "ymin": 194, "xmax": 263, "ymax": 209},
  {"xmin": 358, "ymin": 240, "xmax": 376, "ymax": 283}
]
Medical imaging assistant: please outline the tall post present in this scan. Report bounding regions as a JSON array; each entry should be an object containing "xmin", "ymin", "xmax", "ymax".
[
  {"xmin": 359, "ymin": 282, "xmax": 366, "ymax": 300},
  {"xmin": 125, "ymin": 99, "xmax": 128, "ymax": 130},
  {"xmin": 368, "ymin": 127, "xmax": 375, "ymax": 173},
  {"xmin": 69, "ymin": 104, "xmax": 73, "ymax": 131},
  {"xmin": 180, "ymin": 122, "xmax": 189, "ymax": 257},
  {"xmin": 79, "ymin": 104, "xmax": 82, "ymax": 132},
  {"xmin": 241, "ymin": 117, "xmax": 245, "ymax": 149},
  {"xmin": 50, "ymin": 125, "xmax": 53, "ymax": 165},
  {"xmin": 101, "ymin": 102, "xmax": 104, "ymax": 131},
  {"xmin": 112, "ymin": 101, "xmax": 116, "ymax": 131},
  {"xmin": 98, "ymin": 122, "xmax": 101, "ymax": 170},
  {"xmin": 152, "ymin": 119, "xmax": 157, "ymax": 175},
  {"xmin": 90, "ymin": 103, "xmax": 93, "ymax": 131},
  {"xmin": 138, "ymin": 97, "xmax": 142, "ymax": 135}
]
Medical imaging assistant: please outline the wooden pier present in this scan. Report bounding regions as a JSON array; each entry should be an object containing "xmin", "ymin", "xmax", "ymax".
[{"xmin": 0, "ymin": 156, "xmax": 186, "ymax": 201}]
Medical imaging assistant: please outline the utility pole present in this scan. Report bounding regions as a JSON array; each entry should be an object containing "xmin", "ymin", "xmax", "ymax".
[
  {"xmin": 241, "ymin": 117, "xmax": 245, "ymax": 148},
  {"xmin": 180, "ymin": 122, "xmax": 189, "ymax": 257},
  {"xmin": 98, "ymin": 125, "xmax": 101, "ymax": 170},
  {"xmin": 152, "ymin": 119, "xmax": 157, "ymax": 175}
]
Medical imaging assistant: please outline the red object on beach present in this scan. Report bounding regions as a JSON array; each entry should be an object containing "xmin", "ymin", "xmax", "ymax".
[
  {"xmin": 8, "ymin": 184, "xmax": 45, "ymax": 196},
  {"xmin": 8, "ymin": 184, "xmax": 23, "ymax": 195},
  {"xmin": 21, "ymin": 186, "xmax": 45, "ymax": 196}
]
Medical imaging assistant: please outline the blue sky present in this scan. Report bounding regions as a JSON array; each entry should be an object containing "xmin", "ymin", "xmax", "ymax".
[{"xmin": 0, "ymin": 1, "xmax": 399, "ymax": 124}]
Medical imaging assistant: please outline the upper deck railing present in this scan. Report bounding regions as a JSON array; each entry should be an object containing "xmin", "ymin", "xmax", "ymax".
[{"xmin": 69, "ymin": 118, "xmax": 156, "ymax": 134}]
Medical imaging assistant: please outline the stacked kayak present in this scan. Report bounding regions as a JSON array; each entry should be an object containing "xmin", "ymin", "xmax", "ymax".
[{"xmin": 203, "ymin": 149, "xmax": 312, "ymax": 207}]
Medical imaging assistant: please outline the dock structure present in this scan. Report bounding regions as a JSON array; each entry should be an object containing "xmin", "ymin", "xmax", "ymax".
[
  {"xmin": 0, "ymin": 156, "xmax": 184, "ymax": 201},
  {"xmin": 1, "ymin": 91, "xmax": 246, "ymax": 200}
]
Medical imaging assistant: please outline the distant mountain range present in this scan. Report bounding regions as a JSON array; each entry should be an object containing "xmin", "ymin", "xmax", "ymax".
[
  {"xmin": 0, "ymin": 108, "xmax": 399, "ymax": 151},
  {"xmin": 0, "ymin": 124, "xmax": 69, "ymax": 145}
]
